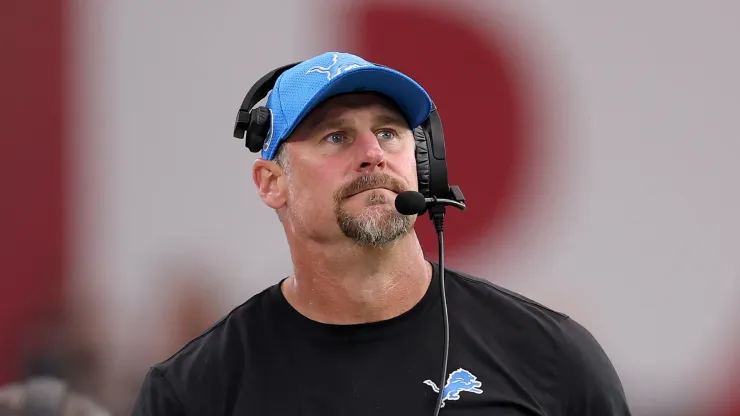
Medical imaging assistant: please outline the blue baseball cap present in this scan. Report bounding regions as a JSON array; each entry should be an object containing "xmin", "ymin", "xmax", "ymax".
[{"xmin": 260, "ymin": 51, "xmax": 433, "ymax": 160}]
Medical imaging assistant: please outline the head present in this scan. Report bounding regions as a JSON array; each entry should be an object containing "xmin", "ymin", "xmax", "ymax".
[
  {"xmin": 248, "ymin": 52, "xmax": 433, "ymax": 249},
  {"xmin": 254, "ymin": 92, "xmax": 418, "ymax": 247}
]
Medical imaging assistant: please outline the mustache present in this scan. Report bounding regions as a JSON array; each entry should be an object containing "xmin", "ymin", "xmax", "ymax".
[{"xmin": 334, "ymin": 173, "xmax": 410, "ymax": 201}]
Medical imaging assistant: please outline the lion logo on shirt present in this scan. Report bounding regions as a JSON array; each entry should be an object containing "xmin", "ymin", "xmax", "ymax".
[{"xmin": 423, "ymin": 368, "xmax": 483, "ymax": 407}]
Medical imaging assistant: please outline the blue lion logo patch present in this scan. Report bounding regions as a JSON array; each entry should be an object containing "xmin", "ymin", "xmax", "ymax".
[
  {"xmin": 305, "ymin": 53, "xmax": 369, "ymax": 81},
  {"xmin": 423, "ymin": 368, "xmax": 483, "ymax": 408}
]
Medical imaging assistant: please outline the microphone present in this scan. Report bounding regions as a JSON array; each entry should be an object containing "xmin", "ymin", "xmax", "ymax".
[
  {"xmin": 394, "ymin": 191, "xmax": 427, "ymax": 215},
  {"xmin": 395, "ymin": 191, "xmax": 466, "ymax": 216}
]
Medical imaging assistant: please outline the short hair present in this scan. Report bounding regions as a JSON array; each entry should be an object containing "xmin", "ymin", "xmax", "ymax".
[{"xmin": 273, "ymin": 144, "xmax": 289, "ymax": 171}]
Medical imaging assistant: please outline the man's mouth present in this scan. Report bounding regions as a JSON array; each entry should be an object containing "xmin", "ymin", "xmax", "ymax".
[{"xmin": 347, "ymin": 187, "xmax": 394, "ymax": 198}]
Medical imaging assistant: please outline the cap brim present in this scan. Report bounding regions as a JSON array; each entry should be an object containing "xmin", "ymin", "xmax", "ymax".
[{"xmin": 283, "ymin": 66, "xmax": 433, "ymax": 141}]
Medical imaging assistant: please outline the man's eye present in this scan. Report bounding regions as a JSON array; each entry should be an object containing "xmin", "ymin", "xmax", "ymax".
[
  {"xmin": 325, "ymin": 133, "xmax": 345, "ymax": 144},
  {"xmin": 377, "ymin": 130, "xmax": 396, "ymax": 140}
]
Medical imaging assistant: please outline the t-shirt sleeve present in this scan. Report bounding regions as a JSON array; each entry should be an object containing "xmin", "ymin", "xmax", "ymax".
[
  {"xmin": 558, "ymin": 317, "xmax": 632, "ymax": 416},
  {"xmin": 130, "ymin": 366, "xmax": 185, "ymax": 416}
]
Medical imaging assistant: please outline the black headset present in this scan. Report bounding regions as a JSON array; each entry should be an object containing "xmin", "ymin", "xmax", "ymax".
[{"xmin": 231, "ymin": 60, "xmax": 463, "ymax": 216}]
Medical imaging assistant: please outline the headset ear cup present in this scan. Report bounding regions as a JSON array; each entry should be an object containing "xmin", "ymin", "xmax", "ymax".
[
  {"xmin": 245, "ymin": 107, "xmax": 271, "ymax": 153},
  {"xmin": 414, "ymin": 126, "xmax": 430, "ymax": 198}
]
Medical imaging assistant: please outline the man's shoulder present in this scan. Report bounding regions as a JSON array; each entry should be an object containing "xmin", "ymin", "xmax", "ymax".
[
  {"xmin": 445, "ymin": 266, "xmax": 570, "ymax": 324},
  {"xmin": 132, "ymin": 282, "xmax": 286, "ymax": 414},
  {"xmin": 151, "ymin": 282, "xmax": 279, "ymax": 380},
  {"xmin": 445, "ymin": 267, "xmax": 630, "ymax": 412},
  {"xmin": 445, "ymin": 266, "xmax": 605, "ymax": 351},
  {"xmin": 444, "ymin": 266, "xmax": 592, "ymax": 364}
]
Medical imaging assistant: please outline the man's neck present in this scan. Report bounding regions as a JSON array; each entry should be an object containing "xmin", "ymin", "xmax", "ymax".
[{"xmin": 281, "ymin": 233, "xmax": 433, "ymax": 325}]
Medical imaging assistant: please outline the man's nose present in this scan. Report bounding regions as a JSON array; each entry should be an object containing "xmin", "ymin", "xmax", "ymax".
[{"xmin": 355, "ymin": 132, "xmax": 386, "ymax": 172}]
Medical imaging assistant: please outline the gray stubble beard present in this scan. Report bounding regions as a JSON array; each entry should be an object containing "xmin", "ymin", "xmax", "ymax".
[{"xmin": 335, "ymin": 191, "xmax": 413, "ymax": 248}]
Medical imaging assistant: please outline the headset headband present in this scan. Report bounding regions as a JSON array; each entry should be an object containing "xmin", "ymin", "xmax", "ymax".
[{"xmin": 233, "ymin": 62, "xmax": 301, "ymax": 140}]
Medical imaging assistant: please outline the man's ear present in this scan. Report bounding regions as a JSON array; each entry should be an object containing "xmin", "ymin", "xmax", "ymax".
[{"xmin": 252, "ymin": 159, "xmax": 287, "ymax": 210}]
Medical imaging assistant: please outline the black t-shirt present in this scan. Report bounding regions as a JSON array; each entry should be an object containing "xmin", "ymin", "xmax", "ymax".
[{"xmin": 131, "ymin": 262, "xmax": 631, "ymax": 415}]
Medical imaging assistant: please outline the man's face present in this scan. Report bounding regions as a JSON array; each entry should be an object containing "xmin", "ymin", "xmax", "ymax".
[{"xmin": 269, "ymin": 93, "xmax": 419, "ymax": 247}]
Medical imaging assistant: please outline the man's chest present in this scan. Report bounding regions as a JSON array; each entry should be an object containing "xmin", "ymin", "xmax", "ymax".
[{"xmin": 217, "ymin": 337, "xmax": 554, "ymax": 416}]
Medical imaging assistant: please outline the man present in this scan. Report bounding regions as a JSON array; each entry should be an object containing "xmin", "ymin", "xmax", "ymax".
[{"xmin": 131, "ymin": 52, "xmax": 631, "ymax": 415}]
